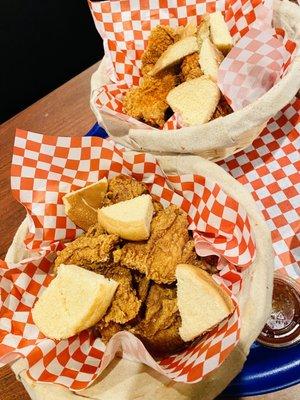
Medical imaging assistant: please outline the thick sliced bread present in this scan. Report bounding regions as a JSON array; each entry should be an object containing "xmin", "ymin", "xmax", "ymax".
[
  {"xmin": 166, "ymin": 76, "xmax": 220, "ymax": 126},
  {"xmin": 149, "ymin": 36, "xmax": 198, "ymax": 76},
  {"xmin": 209, "ymin": 11, "xmax": 233, "ymax": 54},
  {"xmin": 197, "ymin": 15, "xmax": 210, "ymax": 49},
  {"xmin": 176, "ymin": 264, "xmax": 235, "ymax": 342},
  {"xmin": 98, "ymin": 194, "xmax": 154, "ymax": 241},
  {"xmin": 199, "ymin": 37, "xmax": 224, "ymax": 82},
  {"xmin": 63, "ymin": 178, "xmax": 108, "ymax": 231},
  {"xmin": 32, "ymin": 264, "xmax": 118, "ymax": 340}
]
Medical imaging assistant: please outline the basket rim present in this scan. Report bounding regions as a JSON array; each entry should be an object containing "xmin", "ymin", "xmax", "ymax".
[{"xmin": 90, "ymin": 0, "xmax": 300, "ymax": 156}]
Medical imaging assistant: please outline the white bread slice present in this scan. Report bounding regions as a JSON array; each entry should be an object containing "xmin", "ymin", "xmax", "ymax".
[
  {"xmin": 166, "ymin": 76, "xmax": 220, "ymax": 126},
  {"xmin": 209, "ymin": 11, "xmax": 233, "ymax": 54},
  {"xmin": 63, "ymin": 178, "xmax": 108, "ymax": 231},
  {"xmin": 197, "ymin": 15, "xmax": 210, "ymax": 49},
  {"xmin": 176, "ymin": 264, "xmax": 235, "ymax": 342},
  {"xmin": 175, "ymin": 23, "xmax": 197, "ymax": 40},
  {"xmin": 98, "ymin": 194, "xmax": 154, "ymax": 241},
  {"xmin": 150, "ymin": 36, "xmax": 198, "ymax": 76},
  {"xmin": 199, "ymin": 37, "xmax": 224, "ymax": 82},
  {"xmin": 32, "ymin": 264, "xmax": 118, "ymax": 340}
]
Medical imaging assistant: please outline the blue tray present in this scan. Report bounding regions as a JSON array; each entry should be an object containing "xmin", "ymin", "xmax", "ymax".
[{"xmin": 85, "ymin": 123, "xmax": 300, "ymax": 397}]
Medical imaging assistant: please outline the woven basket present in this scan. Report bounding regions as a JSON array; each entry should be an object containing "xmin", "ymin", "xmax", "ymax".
[
  {"xmin": 7, "ymin": 155, "xmax": 274, "ymax": 400},
  {"xmin": 90, "ymin": 0, "xmax": 300, "ymax": 161}
]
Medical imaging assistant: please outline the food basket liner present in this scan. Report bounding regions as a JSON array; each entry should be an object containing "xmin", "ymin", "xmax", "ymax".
[
  {"xmin": 219, "ymin": 96, "xmax": 300, "ymax": 283},
  {"xmin": 0, "ymin": 130, "xmax": 256, "ymax": 390},
  {"xmin": 89, "ymin": 0, "xmax": 297, "ymax": 130}
]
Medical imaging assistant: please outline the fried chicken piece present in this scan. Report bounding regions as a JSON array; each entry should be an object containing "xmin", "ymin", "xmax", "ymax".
[
  {"xmin": 212, "ymin": 96, "xmax": 233, "ymax": 119},
  {"xmin": 123, "ymin": 69, "xmax": 177, "ymax": 127},
  {"xmin": 54, "ymin": 234, "xmax": 119, "ymax": 271},
  {"xmin": 141, "ymin": 25, "xmax": 176, "ymax": 69},
  {"xmin": 147, "ymin": 207, "xmax": 189, "ymax": 283},
  {"xmin": 153, "ymin": 200, "xmax": 164, "ymax": 213},
  {"xmin": 120, "ymin": 205, "xmax": 189, "ymax": 284},
  {"xmin": 118, "ymin": 241, "xmax": 148, "ymax": 274},
  {"xmin": 102, "ymin": 175, "xmax": 148, "ymax": 207},
  {"xmin": 181, "ymin": 240, "xmax": 219, "ymax": 274},
  {"xmin": 94, "ymin": 321, "xmax": 123, "ymax": 344},
  {"xmin": 141, "ymin": 63, "xmax": 155, "ymax": 76},
  {"xmin": 103, "ymin": 266, "xmax": 141, "ymax": 324},
  {"xmin": 132, "ymin": 271, "xmax": 151, "ymax": 303},
  {"xmin": 131, "ymin": 284, "xmax": 185, "ymax": 356},
  {"xmin": 85, "ymin": 223, "xmax": 105, "ymax": 237},
  {"xmin": 180, "ymin": 52, "xmax": 203, "ymax": 82}
]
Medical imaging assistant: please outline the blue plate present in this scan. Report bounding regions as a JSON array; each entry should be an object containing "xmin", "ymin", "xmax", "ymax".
[{"xmin": 85, "ymin": 123, "xmax": 300, "ymax": 397}]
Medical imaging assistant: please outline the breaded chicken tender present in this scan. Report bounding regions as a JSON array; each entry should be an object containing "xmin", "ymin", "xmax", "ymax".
[
  {"xmin": 123, "ymin": 69, "xmax": 177, "ymax": 127},
  {"xmin": 131, "ymin": 284, "xmax": 185, "ymax": 356},
  {"xmin": 103, "ymin": 266, "xmax": 141, "ymax": 324},
  {"xmin": 102, "ymin": 175, "xmax": 148, "ymax": 207},
  {"xmin": 180, "ymin": 52, "xmax": 203, "ymax": 82},
  {"xmin": 119, "ymin": 205, "xmax": 189, "ymax": 284},
  {"xmin": 54, "ymin": 234, "xmax": 119, "ymax": 271},
  {"xmin": 123, "ymin": 25, "xmax": 178, "ymax": 127},
  {"xmin": 141, "ymin": 25, "xmax": 176, "ymax": 70},
  {"xmin": 94, "ymin": 321, "xmax": 122, "ymax": 344}
]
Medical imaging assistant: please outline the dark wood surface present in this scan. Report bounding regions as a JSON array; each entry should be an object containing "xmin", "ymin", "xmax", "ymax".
[
  {"xmin": 0, "ymin": 62, "xmax": 299, "ymax": 399},
  {"xmin": 0, "ymin": 63, "xmax": 98, "ymax": 260}
]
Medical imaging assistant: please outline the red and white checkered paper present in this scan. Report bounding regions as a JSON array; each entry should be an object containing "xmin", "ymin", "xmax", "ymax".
[
  {"xmin": 0, "ymin": 129, "xmax": 256, "ymax": 390},
  {"xmin": 89, "ymin": 0, "xmax": 297, "ymax": 130},
  {"xmin": 219, "ymin": 96, "xmax": 300, "ymax": 283}
]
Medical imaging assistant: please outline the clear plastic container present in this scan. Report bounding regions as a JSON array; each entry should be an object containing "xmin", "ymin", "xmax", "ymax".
[{"xmin": 257, "ymin": 272, "xmax": 300, "ymax": 348}]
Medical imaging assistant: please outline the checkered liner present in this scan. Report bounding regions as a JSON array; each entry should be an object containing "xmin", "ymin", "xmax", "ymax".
[
  {"xmin": 219, "ymin": 96, "xmax": 300, "ymax": 283},
  {"xmin": 0, "ymin": 130, "xmax": 256, "ymax": 389},
  {"xmin": 89, "ymin": 0, "xmax": 297, "ymax": 128}
]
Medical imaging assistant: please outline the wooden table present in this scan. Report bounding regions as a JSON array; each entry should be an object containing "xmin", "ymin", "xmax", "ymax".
[{"xmin": 0, "ymin": 63, "xmax": 299, "ymax": 400}]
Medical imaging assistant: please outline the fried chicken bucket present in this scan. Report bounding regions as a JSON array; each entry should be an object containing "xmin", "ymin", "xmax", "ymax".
[
  {"xmin": 1, "ymin": 130, "xmax": 273, "ymax": 399},
  {"xmin": 89, "ymin": 0, "xmax": 300, "ymax": 161}
]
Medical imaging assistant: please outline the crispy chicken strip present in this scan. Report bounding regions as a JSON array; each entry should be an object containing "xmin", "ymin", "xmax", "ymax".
[
  {"xmin": 147, "ymin": 207, "xmax": 189, "ymax": 283},
  {"xmin": 85, "ymin": 223, "xmax": 105, "ymax": 237},
  {"xmin": 123, "ymin": 69, "xmax": 177, "ymax": 128},
  {"xmin": 181, "ymin": 240, "xmax": 219, "ymax": 274},
  {"xmin": 180, "ymin": 52, "xmax": 203, "ymax": 82},
  {"xmin": 103, "ymin": 266, "xmax": 141, "ymax": 324},
  {"xmin": 102, "ymin": 175, "xmax": 148, "ymax": 207},
  {"xmin": 94, "ymin": 321, "xmax": 122, "ymax": 344},
  {"xmin": 132, "ymin": 271, "xmax": 151, "ymax": 303},
  {"xmin": 120, "ymin": 205, "xmax": 189, "ymax": 284},
  {"xmin": 141, "ymin": 25, "xmax": 176, "ymax": 70},
  {"xmin": 54, "ymin": 234, "xmax": 119, "ymax": 271},
  {"xmin": 131, "ymin": 284, "xmax": 185, "ymax": 356}
]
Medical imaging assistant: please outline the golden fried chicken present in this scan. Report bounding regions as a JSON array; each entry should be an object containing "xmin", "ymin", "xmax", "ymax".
[
  {"xmin": 141, "ymin": 25, "xmax": 176, "ymax": 70},
  {"xmin": 123, "ymin": 69, "xmax": 177, "ymax": 128},
  {"xmin": 212, "ymin": 96, "xmax": 233, "ymax": 119},
  {"xmin": 180, "ymin": 52, "xmax": 203, "ymax": 82},
  {"xmin": 124, "ymin": 25, "xmax": 178, "ymax": 127},
  {"xmin": 132, "ymin": 271, "xmax": 151, "ymax": 303},
  {"xmin": 54, "ymin": 234, "xmax": 119, "ymax": 271},
  {"xmin": 131, "ymin": 284, "xmax": 185, "ymax": 356},
  {"xmin": 102, "ymin": 175, "xmax": 148, "ymax": 207},
  {"xmin": 94, "ymin": 321, "xmax": 122, "ymax": 344},
  {"xmin": 180, "ymin": 240, "xmax": 219, "ymax": 274},
  {"xmin": 141, "ymin": 63, "xmax": 155, "ymax": 76},
  {"xmin": 118, "ymin": 241, "xmax": 148, "ymax": 274},
  {"xmin": 120, "ymin": 205, "xmax": 189, "ymax": 284},
  {"xmin": 103, "ymin": 266, "xmax": 141, "ymax": 324},
  {"xmin": 85, "ymin": 223, "xmax": 105, "ymax": 237}
]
